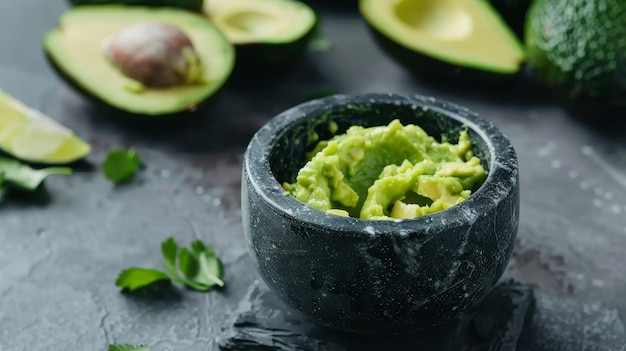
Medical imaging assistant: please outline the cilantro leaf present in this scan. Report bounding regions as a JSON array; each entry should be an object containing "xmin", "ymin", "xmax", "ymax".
[
  {"xmin": 307, "ymin": 19, "xmax": 332, "ymax": 52},
  {"xmin": 0, "ymin": 157, "xmax": 72, "ymax": 191},
  {"xmin": 116, "ymin": 237, "xmax": 225, "ymax": 294},
  {"xmin": 115, "ymin": 268, "xmax": 171, "ymax": 292},
  {"xmin": 198, "ymin": 253, "xmax": 225, "ymax": 288},
  {"xmin": 160, "ymin": 237, "xmax": 213, "ymax": 291},
  {"xmin": 102, "ymin": 148, "xmax": 143, "ymax": 183},
  {"xmin": 108, "ymin": 344, "xmax": 150, "ymax": 351},
  {"xmin": 161, "ymin": 237, "xmax": 179, "ymax": 278}
]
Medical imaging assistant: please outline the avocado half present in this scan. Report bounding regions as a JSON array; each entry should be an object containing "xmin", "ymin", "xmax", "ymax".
[
  {"xmin": 525, "ymin": 0, "xmax": 626, "ymax": 120},
  {"xmin": 359, "ymin": 0, "xmax": 525, "ymax": 80},
  {"xmin": 44, "ymin": 6, "xmax": 235, "ymax": 117},
  {"xmin": 205, "ymin": 0, "xmax": 318, "ymax": 69}
]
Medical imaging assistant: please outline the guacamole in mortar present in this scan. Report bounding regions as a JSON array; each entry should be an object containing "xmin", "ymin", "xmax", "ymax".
[{"xmin": 282, "ymin": 119, "xmax": 487, "ymax": 220}]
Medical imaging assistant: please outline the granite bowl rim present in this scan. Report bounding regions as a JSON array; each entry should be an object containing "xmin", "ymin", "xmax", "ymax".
[{"xmin": 243, "ymin": 92, "xmax": 519, "ymax": 237}]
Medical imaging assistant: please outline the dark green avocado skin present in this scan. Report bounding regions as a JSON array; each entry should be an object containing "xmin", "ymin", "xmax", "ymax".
[
  {"xmin": 525, "ymin": 0, "xmax": 626, "ymax": 121},
  {"xmin": 488, "ymin": 0, "xmax": 532, "ymax": 40},
  {"xmin": 67, "ymin": 0, "xmax": 203, "ymax": 12},
  {"xmin": 227, "ymin": 15, "xmax": 319, "ymax": 74},
  {"xmin": 365, "ymin": 25, "xmax": 523, "ymax": 83}
]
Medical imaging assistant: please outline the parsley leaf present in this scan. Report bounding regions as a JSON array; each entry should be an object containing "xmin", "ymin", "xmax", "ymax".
[
  {"xmin": 102, "ymin": 148, "xmax": 143, "ymax": 183},
  {"xmin": 115, "ymin": 268, "xmax": 171, "ymax": 292},
  {"xmin": 108, "ymin": 344, "xmax": 150, "ymax": 351},
  {"xmin": 0, "ymin": 157, "xmax": 72, "ymax": 191}
]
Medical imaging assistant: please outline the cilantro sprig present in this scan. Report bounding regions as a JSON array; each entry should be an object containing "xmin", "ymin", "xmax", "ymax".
[
  {"xmin": 115, "ymin": 237, "xmax": 225, "ymax": 292},
  {"xmin": 0, "ymin": 157, "xmax": 71, "ymax": 191},
  {"xmin": 102, "ymin": 148, "xmax": 143, "ymax": 184}
]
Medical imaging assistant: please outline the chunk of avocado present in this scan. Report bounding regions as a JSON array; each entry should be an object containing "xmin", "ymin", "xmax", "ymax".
[
  {"xmin": 359, "ymin": 0, "xmax": 525, "ymax": 80},
  {"xmin": 44, "ymin": 6, "xmax": 235, "ymax": 117},
  {"xmin": 67, "ymin": 0, "xmax": 204, "ymax": 13},
  {"xmin": 205, "ymin": 0, "xmax": 318, "ymax": 69},
  {"xmin": 525, "ymin": 0, "xmax": 626, "ymax": 118}
]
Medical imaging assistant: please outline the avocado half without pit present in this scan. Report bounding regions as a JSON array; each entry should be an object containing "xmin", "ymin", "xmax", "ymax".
[
  {"xmin": 205, "ymin": 0, "xmax": 318, "ymax": 69},
  {"xmin": 44, "ymin": 6, "xmax": 235, "ymax": 117},
  {"xmin": 359, "ymin": 0, "xmax": 525, "ymax": 80}
]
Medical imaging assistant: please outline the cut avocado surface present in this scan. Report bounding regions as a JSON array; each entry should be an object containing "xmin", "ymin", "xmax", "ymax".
[
  {"xmin": 525, "ymin": 0, "xmax": 626, "ymax": 115},
  {"xmin": 205, "ymin": 0, "xmax": 317, "ymax": 67},
  {"xmin": 0, "ymin": 89, "xmax": 91, "ymax": 164},
  {"xmin": 360, "ymin": 0, "xmax": 525, "ymax": 78},
  {"xmin": 44, "ymin": 6, "xmax": 235, "ymax": 116}
]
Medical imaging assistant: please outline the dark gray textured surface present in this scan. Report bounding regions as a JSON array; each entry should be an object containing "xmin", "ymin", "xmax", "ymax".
[{"xmin": 1, "ymin": 1, "xmax": 625, "ymax": 350}]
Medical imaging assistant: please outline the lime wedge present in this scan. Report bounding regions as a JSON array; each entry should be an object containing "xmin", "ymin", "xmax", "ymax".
[{"xmin": 0, "ymin": 88, "xmax": 91, "ymax": 164}]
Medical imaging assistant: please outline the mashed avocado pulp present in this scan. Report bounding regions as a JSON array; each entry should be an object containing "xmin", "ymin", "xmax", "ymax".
[{"xmin": 282, "ymin": 119, "xmax": 487, "ymax": 220}]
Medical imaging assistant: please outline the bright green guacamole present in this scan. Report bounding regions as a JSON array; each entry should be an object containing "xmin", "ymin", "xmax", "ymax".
[{"xmin": 282, "ymin": 119, "xmax": 488, "ymax": 220}]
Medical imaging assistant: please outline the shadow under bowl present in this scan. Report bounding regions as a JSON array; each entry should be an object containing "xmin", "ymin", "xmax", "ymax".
[{"xmin": 241, "ymin": 93, "xmax": 520, "ymax": 335}]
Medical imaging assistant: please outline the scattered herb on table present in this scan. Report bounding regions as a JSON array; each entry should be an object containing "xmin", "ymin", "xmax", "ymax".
[
  {"xmin": 0, "ymin": 157, "xmax": 72, "ymax": 191},
  {"xmin": 307, "ymin": 20, "xmax": 332, "ymax": 52},
  {"xmin": 102, "ymin": 148, "xmax": 143, "ymax": 184},
  {"xmin": 108, "ymin": 344, "xmax": 150, "ymax": 351},
  {"xmin": 115, "ymin": 237, "xmax": 225, "ymax": 292}
]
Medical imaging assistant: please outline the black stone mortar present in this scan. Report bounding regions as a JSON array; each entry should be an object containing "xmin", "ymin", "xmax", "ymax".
[{"xmin": 241, "ymin": 93, "xmax": 520, "ymax": 335}]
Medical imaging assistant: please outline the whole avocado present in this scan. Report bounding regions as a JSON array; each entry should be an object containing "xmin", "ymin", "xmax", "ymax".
[
  {"xmin": 68, "ymin": 0, "xmax": 203, "ymax": 12},
  {"xmin": 525, "ymin": 0, "xmax": 626, "ymax": 117}
]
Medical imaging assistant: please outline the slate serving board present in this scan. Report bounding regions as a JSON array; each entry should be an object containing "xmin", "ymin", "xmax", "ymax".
[{"xmin": 1, "ymin": 1, "xmax": 625, "ymax": 350}]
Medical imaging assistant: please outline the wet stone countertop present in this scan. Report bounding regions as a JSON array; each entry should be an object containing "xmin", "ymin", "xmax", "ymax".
[{"xmin": 1, "ymin": 1, "xmax": 625, "ymax": 350}]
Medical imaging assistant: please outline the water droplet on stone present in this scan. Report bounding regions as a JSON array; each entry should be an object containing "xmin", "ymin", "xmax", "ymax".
[
  {"xmin": 568, "ymin": 170, "xmax": 579, "ymax": 179},
  {"xmin": 580, "ymin": 181, "xmax": 590, "ymax": 190},
  {"xmin": 593, "ymin": 198, "xmax": 603, "ymax": 208},
  {"xmin": 213, "ymin": 198, "xmax": 222, "ymax": 206},
  {"xmin": 551, "ymin": 160, "xmax": 562, "ymax": 169},
  {"xmin": 195, "ymin": 186, "xmax": 204, "ymax": 194},
  {"xmin": 581, "ymin": 146, "xmax": 594, "ymax": 155},
  {"xmin": 160, "ymin": 169, "xmax": 170, "ymax": 178},
  {"xmin": 604, "ymin": 192, "xmax": 614, "ymax": 200}
]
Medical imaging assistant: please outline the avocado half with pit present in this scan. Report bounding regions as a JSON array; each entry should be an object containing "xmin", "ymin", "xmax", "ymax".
[
  {"xmin": 359, "ymin": 0, "xmax": 525, "ymax": 80},
  {"xmin": 205, "ymin": 0, "xmax": 318, "ymax": 69},
  {"xmin": 44, "ymin": 6, "xmax": 235, "ymax": 117}
]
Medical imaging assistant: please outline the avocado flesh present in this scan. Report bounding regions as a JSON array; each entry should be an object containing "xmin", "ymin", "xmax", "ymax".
[
  {"xmin": 360, "ymin": 0, "xmax": 525, "ymax": 76},
  {"xmin": 44, "ymin": 6, "xmax": 235, "ymax": 116},
  {"xmin": 205, "ymin": 0, "xmax": 316, "ymax": 45},
  {"xmin": 525, "ymin": 0, "xmax": 626, "ymax": 113}
]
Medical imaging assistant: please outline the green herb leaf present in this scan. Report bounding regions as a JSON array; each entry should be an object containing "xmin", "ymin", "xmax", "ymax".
[
  {"xmin": 115, "ymin": 268, "xmax": 171, "ymax": 292},
  {"xmin": 198, "ymin": 253, "xmax": 225, "ymax": 288},
  {"xmin": 102, "ymin": 148, "xmax": 143, "ymax": 183},
  {"xmin": 116, "ymin": 237, "xmax": 225, "ymax": 294},
  {"xmin": 160, "ymin": 237, "xmax": 213, "ymax": 291},
  {"xmin": 0, "ymin": 157, "xmax": 72, "ymax": 191},
  {"xmin": 307, "ymin": 19, "xmax": 332, "ymax": 52},
  {"xmin": 108, "ymin": 344, "xmax": 150, "ymax": 351},
  {"xmin": 178, "ymin": 247, "xmax": 200, "ymax": 281},
  {"xmin": 161, "ymin": 237, "xmax": 179, "ymax": 278}
]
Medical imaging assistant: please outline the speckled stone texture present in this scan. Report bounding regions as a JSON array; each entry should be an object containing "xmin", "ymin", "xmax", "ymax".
[{"xmin": 242, "ymin": 93, "xmax": 520, "ymax": 334}]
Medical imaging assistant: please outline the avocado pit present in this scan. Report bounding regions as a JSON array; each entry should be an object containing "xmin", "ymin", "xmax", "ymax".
[{"xmin": 101, "ymin": 22, "xmax": 204, "ymax": 88}]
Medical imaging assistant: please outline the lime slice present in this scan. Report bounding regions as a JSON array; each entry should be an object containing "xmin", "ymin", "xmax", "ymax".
[{"xmin": 0, "ymin": 88, "xmax": 91, "ymax": 164}]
